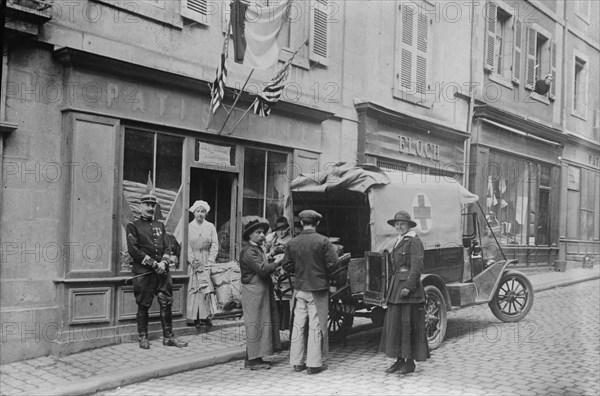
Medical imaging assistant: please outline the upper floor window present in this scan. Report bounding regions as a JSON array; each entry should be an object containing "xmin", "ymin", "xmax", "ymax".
[
  {"xmin": 573, "ymin": 56, "xmax": 588, "ymax": 118},
  {"xmin": 524, "ymin": 25, "xmax": 555, "ymax": 100},
  {"xmin": 576, "ymin": 0, "xmax": 591, "ymax": 23},
  {"xmin": 485, "ymin": 3, "xmax": 513, "ymax": 82},
  {"xmin": 394, "ymin": 1, "xmax": 431, "ymax": 105},
  {"xmin": 181, "ymin": 0, "xmax": 209, "ymax": 25}
]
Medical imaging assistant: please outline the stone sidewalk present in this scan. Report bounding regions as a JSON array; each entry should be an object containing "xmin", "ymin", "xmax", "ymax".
[{"xmin": 1, "ymin": 265, "xmax": 598, "ymax": 396}]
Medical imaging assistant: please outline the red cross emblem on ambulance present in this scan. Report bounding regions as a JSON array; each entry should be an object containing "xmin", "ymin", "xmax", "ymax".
[{"xmin": 412, "ymin": 193, "xmax": 432, "ymax": 233}]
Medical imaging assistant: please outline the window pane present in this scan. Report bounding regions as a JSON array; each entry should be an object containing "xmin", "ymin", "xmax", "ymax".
[
  {"xmin": 536, "ymin": 189, "xmax": 549, "ymax": 245},
  {"xmin": 243, "ymin": 148, "xmax": 266, "ymax": 217},
  {"xmin": 156, "ymin": 134, "xmax": 183, "ymax": 192},
  {"xmin": 123, "ymin": 129, "xmax": 154, "ymax": 185},
  {"xmin": 566, "ymin": 190, "xmax": 579, "ymax": 238},
  {"xmin": 265, "ymin": 151, "xmax": 289, "ymax": 225}
]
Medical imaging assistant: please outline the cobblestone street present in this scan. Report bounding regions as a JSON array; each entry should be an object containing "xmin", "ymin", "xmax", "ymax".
[{"xmin": 98, "ymin": 280, "xmax": 600, "ymax": 396}]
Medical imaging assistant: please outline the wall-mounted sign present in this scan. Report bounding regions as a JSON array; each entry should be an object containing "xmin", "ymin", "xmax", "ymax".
[
  {"xmin": 197, "ymin": 142, "xmax": 231, "ymax": 166},
  {"xmin": 399, "ymin": 136, "xmax": 440, "ymax": 161},
  {"xmin": 568, "ymin": 166, "xmax": 580, "ymax": 191}
]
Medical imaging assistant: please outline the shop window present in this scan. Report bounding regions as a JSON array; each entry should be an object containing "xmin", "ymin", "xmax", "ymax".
[
  {"xmin": 486, "ymin": 153, "xmax": 554, "ymax": 246},
  {"xmin": 580, "ymin": 168, "xmax": 597, "ymax": 241},
  {"xmin": 243, "ymin": 148, "xmax": 290, "ymax": 226},
  {"xmin": 120, "ymin": 129, "xmax": 184, "ymax": 271}
]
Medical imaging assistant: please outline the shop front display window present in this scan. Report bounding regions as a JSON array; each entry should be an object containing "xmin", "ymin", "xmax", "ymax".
[
  {"xmin": 120, "ymin": 129, "xmax": 184, "ymax": 271},
  {"xmin": 243, "ymin": 148, "xmax": 289, "ymax": 227},
  {"xmin": 485, "ymin": 153, "xmax": 553, "ymax": 246}
]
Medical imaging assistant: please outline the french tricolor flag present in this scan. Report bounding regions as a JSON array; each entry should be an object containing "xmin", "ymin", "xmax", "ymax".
[{"xmin": 231, "ymin": 0, "xmax": 291, "ymax": 70}]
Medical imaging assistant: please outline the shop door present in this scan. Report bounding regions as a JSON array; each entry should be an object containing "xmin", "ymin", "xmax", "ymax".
[{"xmin": 189, "ymin": 168, "xmax": 237, "ymax": 263}]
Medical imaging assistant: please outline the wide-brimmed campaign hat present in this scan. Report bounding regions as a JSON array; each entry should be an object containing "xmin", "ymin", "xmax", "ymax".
[
  {"xmin": 272, "ymin": 216, "xmax": 289, "ymax": 231},
  {"xmin": 140, "ymin": 193, "xmax": 158, "ymax": 204},
  {"xmin": 242, "ymin": 219, "xmax": 270, "ymax": 241},
  {"xmin": 387, "ymin": 211, "xmax": 417, "ymax": 228}
]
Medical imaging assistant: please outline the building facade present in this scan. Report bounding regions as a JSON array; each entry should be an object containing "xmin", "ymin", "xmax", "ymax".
[
  {"xmin": 1, "ymin": 0, "xmax": 599, "ymax": 363},
  {"xmin": 0, "ymin": 0, "xmax": 352, "ymax": 363}
]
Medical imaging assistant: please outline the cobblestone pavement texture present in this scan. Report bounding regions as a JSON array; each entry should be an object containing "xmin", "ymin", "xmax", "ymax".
[
  {"xmin": 0, "ymin": 266, "xmax": 598, "ymax": 396},
  {"xmin": 98, "ymin": 279, "xmax": 600, "ymax": 396}
]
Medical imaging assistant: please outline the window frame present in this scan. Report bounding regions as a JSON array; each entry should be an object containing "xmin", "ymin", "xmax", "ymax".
[
  {"xmin": 572, "ymin": 51, "xmax": 588, "ymax": 120},
  {"xmin": 575, "ymin": 0, "xmax": 591, "ymax": 24},
  {"xmin": 523, "ymin": 23, "xmax": 552, "ymax": 93},
  {"xmin": 393, "ymin": 0, "xmax": 433, "ymax": 107},
  {"xmin": 485, "ymin": 1, "xmax": 516, "ymax": 87}
]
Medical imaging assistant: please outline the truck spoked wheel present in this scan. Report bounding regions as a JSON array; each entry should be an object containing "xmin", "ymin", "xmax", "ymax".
[
  {"xmin": 424, "ymin": 285, "xmax": 447, "ymax": 350},
  {"xmin": 328, "ymin": 294, "xmax": 354, "ymax": 342},
  {"xmin": 489, "ymin": 270, "xmax": 534, "ymax": 323}
]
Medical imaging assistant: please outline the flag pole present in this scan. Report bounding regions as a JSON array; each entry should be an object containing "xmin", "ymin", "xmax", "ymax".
[
  {"xmin": 228, "ymin": 100, "xmax": 256, "ymax": 135},
  {"xmin": 218, "ymin": 68, "xmax": 254, "ymax": 135},
  {"xmin": 227, "ymin": 38, "xmax": 309, "ymax": 135},
  {"xmin": 206, "ymin": 16, "xmax": 233, "ymax": 129}
]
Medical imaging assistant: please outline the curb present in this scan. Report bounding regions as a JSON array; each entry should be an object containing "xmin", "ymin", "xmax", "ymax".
[
  {"xmin": 28, "ymin": 346, "xmax": 246, "ymax": 396},
  {"xmin": 533, "ymin": 273, "xmax": 600, "ymax": 293}
]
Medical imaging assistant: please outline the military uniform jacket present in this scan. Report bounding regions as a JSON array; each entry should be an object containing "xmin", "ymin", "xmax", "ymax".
[
  {"xmin": 282, "ymin": 229, "xmax": 339, "ymax": 292},
  {"xmin": 386, "ymin": 231, "xmax": 425, "ymax": 304},
  {"xmin": 126, "ymin": 217, "xmax": 170, "ymax": 274}
]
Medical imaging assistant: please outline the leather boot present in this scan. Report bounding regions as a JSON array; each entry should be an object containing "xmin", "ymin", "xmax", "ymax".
[
  {"xmin": 398, "ymin": 359, "xmax": 415, "ymax": 374},
  {"xmin": 136, "ymin": 307, "xmax": 150, "ymax": 349},
  {"xmin": 160, "ymin": 305, "xmax": 188, "ymax": 348},
  {"xmin": 385, "ymin": 358, "xmax": 405, "ymax": 374}
]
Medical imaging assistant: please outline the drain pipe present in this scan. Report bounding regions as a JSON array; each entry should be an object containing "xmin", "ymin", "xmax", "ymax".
[{"xmin": 463, "ymin": 0, "xmax": 477, "ymax": 190}]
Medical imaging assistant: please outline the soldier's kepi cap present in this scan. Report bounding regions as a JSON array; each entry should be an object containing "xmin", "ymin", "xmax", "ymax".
[
  {"xmin": 298, "ymin": 209, "xmax": 322, "ymax": 221},
  {"xmin": 140, "ymin": 193, "xmax": 158, "ymax": 204}
]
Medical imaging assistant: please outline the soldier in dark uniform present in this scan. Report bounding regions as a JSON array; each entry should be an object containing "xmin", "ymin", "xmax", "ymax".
[
  {"xmin": 379, "ymin": 211, "xmax": 430, "ymax": 374},
  {"xmin": 126, "ymin": 192, "xmax": 188, "ymax": 349}
]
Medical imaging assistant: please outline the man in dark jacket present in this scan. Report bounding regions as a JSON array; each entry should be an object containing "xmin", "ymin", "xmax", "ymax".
[
  {"xmin": 283, "ymin": 210, "xmax": 338, "ymax": 374},
  {"xmin": 126, "ymin": 192, "xmax": 188, "ymax": 349}
]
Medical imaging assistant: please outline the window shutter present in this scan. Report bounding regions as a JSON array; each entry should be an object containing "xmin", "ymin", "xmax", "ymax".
[
  {"xmin": 399, "ymin": 3, "xmax": 415, "ymax": 91},
  {"xmin": 181, "ymin": 0, "xmax": 209, "ymax": 25},
  {"xmin": 309, "ymin": 0, "xmax": 329, "ymax": 65},
  {"xmin": 415, "ymin": 12, "xmax": 428, "ymax": 94},
  {"xmin": 525, "ymin": 26, "xmax": 537, "ymax": 88},
  {"xmin": 550, "ymin": 41, "xmax": 557, "ymax": 98},
  {"xmin": 512, "ymin": 19, "xmax": 522, "ymax": 84},
  {"xmin": 484, "ymin": 1, "xmax": 497, "ymax": 71}
]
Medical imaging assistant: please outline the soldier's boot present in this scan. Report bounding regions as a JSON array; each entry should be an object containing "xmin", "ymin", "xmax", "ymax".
[
  {"xmin": 159, "ymin": 304, "xmax": 188, "ymax": 348},
  {"xmin": 136, "ymin": 307, "xmax": 150, "ymax": 349}
]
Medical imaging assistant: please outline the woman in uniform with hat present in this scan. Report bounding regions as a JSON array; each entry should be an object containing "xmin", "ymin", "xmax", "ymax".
[
  {"xmin": 185, "ymin": 200, "xmax": 219, "ymax": 328},
  {"xmin": 379, "ymin": 210, "xmax": 430, "ymax": 374},
  {"xmin": 240, "ymin": 218, "xmax": 281, "ymax": 370}
]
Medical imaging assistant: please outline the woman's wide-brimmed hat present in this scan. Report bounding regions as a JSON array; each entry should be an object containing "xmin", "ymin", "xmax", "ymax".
[
  {"xmin": 387, "ymin": 210, "xmax": 417, "ymax": 228},
  {"xmin": 272, "ymin": 216, "xmax": 289, "ymax": 231},
  {"xmin": 242, "ymin": 219, "xmax": 270, "ymax": 241}
]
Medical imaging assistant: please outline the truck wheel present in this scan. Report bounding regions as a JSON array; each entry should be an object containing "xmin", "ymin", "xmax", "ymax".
[
  {"xmin": 328, "ymin": 294, "xmax": 354, "ymax": 340},
  {"xmin": 424, "ymin": 285, "xmax": 447, "ymax": 350},
  {"xmin": 489, "ymin": 270, "xmax": 534, "ymax": 323}
]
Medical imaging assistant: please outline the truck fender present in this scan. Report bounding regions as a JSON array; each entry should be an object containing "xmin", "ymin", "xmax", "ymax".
[
  {"xmin": 476, "ymin": 259, "xmax": 519, "ymax": 302},
  {"xmin": 421, "ymin": 274, "xmax": 452, "ymax": 312}
]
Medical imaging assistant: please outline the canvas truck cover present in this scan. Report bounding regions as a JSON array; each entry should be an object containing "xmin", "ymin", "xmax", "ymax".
[{"xmin": 290, "ymin": 164, "xmax": 478, "ymax": 252}]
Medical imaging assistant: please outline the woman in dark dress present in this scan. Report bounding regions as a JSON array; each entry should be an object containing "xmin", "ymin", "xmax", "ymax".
[{"xmin": 379, "ymin": 211, "xmax": 430, "ymax": 374}]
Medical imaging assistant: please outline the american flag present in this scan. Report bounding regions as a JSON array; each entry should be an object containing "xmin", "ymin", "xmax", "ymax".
[
  {"xmin": 252, "ymin": 54, "xmax": 294, "ymax": 117},
  {"xmin": 209, "ymin": 24, "xmax": 231, "ymax": 114}
]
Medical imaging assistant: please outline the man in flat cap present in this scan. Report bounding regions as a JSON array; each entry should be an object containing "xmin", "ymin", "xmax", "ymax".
[
  {"xmin": 282, "ymin": 210, "xmax": 339, "ymax": 374},
  {"xmin": 127, "ymin": 192, "xmax": 188, "ymax": 349}
]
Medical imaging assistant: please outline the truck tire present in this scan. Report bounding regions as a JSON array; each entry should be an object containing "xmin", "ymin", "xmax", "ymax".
[
  {"xmin": 489, "ymin": 270, "xmax": 534, "ymax": 323},
  {"xmin": 424, "ymin": 285, "xmax": 447, "ymax": 350}
]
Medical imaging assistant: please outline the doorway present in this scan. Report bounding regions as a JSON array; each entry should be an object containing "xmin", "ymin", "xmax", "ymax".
[{"xmin": 189, "ymin": 168, "xmax": 236, "ymax": 262}]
